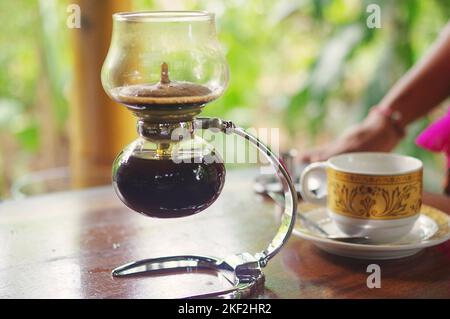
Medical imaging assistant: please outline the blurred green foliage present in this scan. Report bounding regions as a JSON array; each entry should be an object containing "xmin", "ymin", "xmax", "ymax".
[
  {"xmin": 0, "ymin": 0, "xmax": 449, "ymax": 197},
  {"xmin": 0, "ymin": 0, "xmax": 71, "ymax": 196}
]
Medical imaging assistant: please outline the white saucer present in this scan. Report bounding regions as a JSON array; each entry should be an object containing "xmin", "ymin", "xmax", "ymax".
[{"xmin": 293, "ymin": 203, "xmax": 450, "ymax": 260}]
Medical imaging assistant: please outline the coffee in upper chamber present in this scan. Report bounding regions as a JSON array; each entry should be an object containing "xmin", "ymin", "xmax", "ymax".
[
  {"xmin": 110, "ymin": 62, "xmax": 219, "ymax": 110},
  {"xmin": 110, "ymin": 83, "xmax": 219, "ymax": 110}
]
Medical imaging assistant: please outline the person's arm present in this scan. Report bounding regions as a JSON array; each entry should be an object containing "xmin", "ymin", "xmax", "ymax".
[
  {"xmin": 378, "ymin": 22, "xmax": 450, "ymax": 128},
  {"xmin": 301, "ymin": 22, "xmax": 450, "ymax": 163}
]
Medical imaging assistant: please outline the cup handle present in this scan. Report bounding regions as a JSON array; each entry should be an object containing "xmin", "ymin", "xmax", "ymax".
[{"xmin": 299, "ymin": 162, "xmax": 328, "ymax": 205}]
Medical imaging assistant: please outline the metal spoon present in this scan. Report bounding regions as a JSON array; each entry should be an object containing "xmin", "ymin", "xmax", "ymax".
[{"xmin": 267, "ymin": 191, "xmax": 371, "ymax": 244}]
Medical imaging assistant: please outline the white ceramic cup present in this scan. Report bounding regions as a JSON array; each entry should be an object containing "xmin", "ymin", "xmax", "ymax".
[{"xmin": 299, "ymin": 152, "xmax": 423, "ymax": 243}]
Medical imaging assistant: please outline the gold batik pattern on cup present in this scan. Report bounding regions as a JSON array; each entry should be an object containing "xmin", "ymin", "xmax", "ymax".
[{"xmin": 327, "ymin": 168, "xmax": 422, "ymax": 220}]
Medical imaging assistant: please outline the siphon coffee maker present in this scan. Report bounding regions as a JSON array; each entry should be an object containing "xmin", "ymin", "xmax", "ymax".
[{"xmin": 101, "ymin": 11, "xmax": 297, "ymax": 298}]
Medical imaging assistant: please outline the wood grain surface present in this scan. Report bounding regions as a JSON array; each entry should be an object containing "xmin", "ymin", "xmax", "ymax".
[{"xmin": 1, "ymin": 169, "xmax": 449, "ymax": 298}]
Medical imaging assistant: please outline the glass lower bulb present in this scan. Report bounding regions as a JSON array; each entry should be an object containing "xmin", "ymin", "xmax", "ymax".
[{"xmin": 112, "ymin": 140, "xmax": 226, "ymax": 218}]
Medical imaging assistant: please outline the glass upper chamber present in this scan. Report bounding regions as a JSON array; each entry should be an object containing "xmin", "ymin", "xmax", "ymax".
[{"xmin": 101, "ymin": 11, "xmax": 229, "ymax": 122}]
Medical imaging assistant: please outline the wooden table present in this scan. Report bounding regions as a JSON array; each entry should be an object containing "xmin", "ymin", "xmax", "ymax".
[{"xmin": 1, "ymin": 169, "xmax": 449, "ymax": 298}]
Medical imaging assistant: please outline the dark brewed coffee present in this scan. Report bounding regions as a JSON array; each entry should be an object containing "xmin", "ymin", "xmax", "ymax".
[{"xmin": 113, "ymin": 154, "xmax": 226, "ymax": 218}]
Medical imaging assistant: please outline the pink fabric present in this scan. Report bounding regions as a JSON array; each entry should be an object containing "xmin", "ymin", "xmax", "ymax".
[{"xmin": 415, "ymin": 108, "xmax": 450, "ymax": 168}]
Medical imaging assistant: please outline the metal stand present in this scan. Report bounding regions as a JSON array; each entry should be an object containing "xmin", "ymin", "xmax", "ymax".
[{"xmin": 112, "ymin": 118, "xmax": 298, "ymax": 298}]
